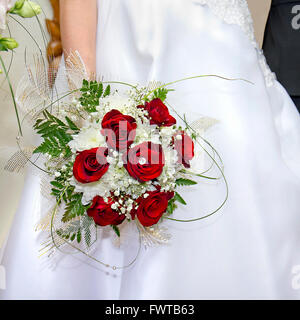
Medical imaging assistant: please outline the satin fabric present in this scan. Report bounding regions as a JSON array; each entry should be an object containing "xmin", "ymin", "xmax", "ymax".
[{"xmin": 1, "ymin": 0, "xmax": 300, "ymax": 299}]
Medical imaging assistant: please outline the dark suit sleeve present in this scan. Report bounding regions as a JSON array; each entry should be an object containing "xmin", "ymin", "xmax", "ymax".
[{"xmin": 263, "ymin": 0, "xmax": 300, "ymax": 95}]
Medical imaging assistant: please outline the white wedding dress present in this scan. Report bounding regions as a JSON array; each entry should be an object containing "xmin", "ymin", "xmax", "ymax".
[{"xmin": 1, "ymin": 0, "xmax": 300, "ymax": 300}]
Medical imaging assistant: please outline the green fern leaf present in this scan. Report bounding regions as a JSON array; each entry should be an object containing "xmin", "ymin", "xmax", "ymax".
[
  {"xmin": 103, "ymin": 85, "xmax": 111, "ymax": 97},
  {"xmin": 62, "ymin": 193, "xmax": 87, "ymax": 223},
  {"xmin": 174, "ymin": 192, "xmax": 187, "ymax": 205},
  {"xmin": 175, "ymin": 178, "xmax": 197, "ymax": 186}
]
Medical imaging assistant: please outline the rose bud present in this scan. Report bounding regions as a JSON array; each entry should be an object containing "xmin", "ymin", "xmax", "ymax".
[
  {"xmin": 9, "ymin": 0, "xmax": 41, "ymax": 18},
  {"xmin": 0, "ymin": 36, "xmax": 18, "ymax": 50},
  {"xmin": 138, "ymin": 98, "xmax": 176, "ymax": 127},
  {"xmin": 173, "ymin": 131, "xmax": 194, "ymax": 168}
]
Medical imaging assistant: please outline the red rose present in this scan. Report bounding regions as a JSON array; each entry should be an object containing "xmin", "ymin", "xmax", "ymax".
[
  {"xmin": 87, "ymin": 196, "xmax": 125, "ymax": 226},
  {"xmin": 101, "ymin": 109, "xmax": 137, "ymax": 151},
  {"xmin": 123, "ymin": 142, "xmax": 165, "ymax": 182},
  {"xmin": 138, "ymin": 98, "xmax": 176, "ymax": 127},
  {"xmin": 136, "ymin": 190, "xmax": 174, "ymax": 227},
  {"xmin": 173, "ymin": 131, "xmax": 194, "ymax": 168},
  {"xmin": 73, "ymin": 147, "xmax": 109, "ymax": 183}
]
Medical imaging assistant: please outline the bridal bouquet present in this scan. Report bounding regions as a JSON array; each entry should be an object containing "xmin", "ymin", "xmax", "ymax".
[
  {"xmin": 8, "ymin": 52, "xmax": 227, "ymax": 269},
  {"xmin": 34, "ymin": 79, "xmax": 198, "ymax": 241}
]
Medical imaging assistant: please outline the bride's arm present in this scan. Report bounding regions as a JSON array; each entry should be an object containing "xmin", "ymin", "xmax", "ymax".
[{"xmin": 60, "ymin": 0, "xmax": 97, "ymax": 76}]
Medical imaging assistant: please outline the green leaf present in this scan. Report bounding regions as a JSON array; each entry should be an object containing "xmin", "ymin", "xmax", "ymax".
[
  {"xmin": 45, "ymin": 110, "xmax": 67, "ymax": 128},
  {"xmin": 191, "ymin": 133, "xmax": 197, "ymax": 140},
  {"xmin": 166, "ymin": 198, "xmax": 177, "ymax": 216},
  {"xmin": 112, "ymin": 225, "xmax": 120, "ymax": 237},
  {"xmin": 65, "ymin": 116, "xmax": 79, "ymax": 132},
  {"xmin": 33, "ymin": 139, "xmax": 63, "ymax": 157},
  {"xmin": 66, "ymin": 186, "xmax": 75, "ymax": 201},
  {"xmin": 56, "ymin": 220, "xmax": 80, "ymax": 242},
  {"xmin": 50, "ymin": 181, "xmax": 64, "ymax": 189},
  {"xmin": 152, "ymin": 88, "xmax": 174, "ymax": 102},
  {"xmin": 100, "ymin": 83, "xmax": 105, "ymax": 95},
  {"xmin": 62, "ymin": 193, "xmax": 87, "ymax": 222},
  {"xmin": 79, "ymin": 80, "xmax": 108, "ymax": 112},
  {"xmin": 51, "ymin": 188, "xmax": 61, "ymax": 196},
  {"xmin": 77, "ymin": 229, "xmax": 82, "ymax": 243},
  {"xmin": 103, "ymin": 85, "xmax": 111, "ymax": 97},
  {"xmin": 174, "ymin": 192, "xmax": 187, "ymax": 205},
  {"xmin": 175, "ymin": 178, "xmax": 197, "ymax": 186},
  {"xmin": 33, "ymin": 111, "xmax": 74, "ymax": 159}
]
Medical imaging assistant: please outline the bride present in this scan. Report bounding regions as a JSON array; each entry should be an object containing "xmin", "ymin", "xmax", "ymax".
[{"xmin": 1, "ymin": 0, "xmax": 300, "ymax": 299}]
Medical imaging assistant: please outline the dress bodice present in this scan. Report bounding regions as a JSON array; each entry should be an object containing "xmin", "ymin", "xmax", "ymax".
[{"xmin": 96, "ymin": 0, "xmax": 275, "ymax": 86}]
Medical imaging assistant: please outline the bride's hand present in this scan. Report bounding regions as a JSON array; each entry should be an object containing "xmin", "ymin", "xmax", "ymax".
[{"xmin": 60, "ymin": 0, "xmax": 97, "ymax": 79}]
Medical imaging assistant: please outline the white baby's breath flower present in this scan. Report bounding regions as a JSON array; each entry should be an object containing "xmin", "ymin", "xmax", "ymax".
[
  {"xmin": 120, "ymin": 207, "xmax": 126, "ymax": 214},
  {"xmin": 111, "ymin": 203, "xmax": 118, "ymax": 210}
]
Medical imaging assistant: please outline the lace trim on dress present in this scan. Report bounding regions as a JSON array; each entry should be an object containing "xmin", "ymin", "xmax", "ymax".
[{"xmin": 196, "ymin": 0, "xmax": 276, "ymax": 87}]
